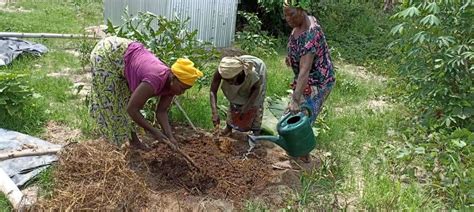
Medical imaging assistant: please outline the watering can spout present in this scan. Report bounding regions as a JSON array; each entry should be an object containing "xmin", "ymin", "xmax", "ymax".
[{"xmin": 248, "ymin": 135, "xmax": 288, "ymax": 151}]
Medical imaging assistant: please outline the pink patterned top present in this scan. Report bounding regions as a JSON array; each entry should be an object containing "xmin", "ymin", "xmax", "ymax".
[{"xmin": 123, "ymin": 42, "xmax": 170, "ymax": 95}]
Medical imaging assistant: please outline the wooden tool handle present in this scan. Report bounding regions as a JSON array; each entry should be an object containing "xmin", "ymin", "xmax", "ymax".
[
  {"xmin": 0, "ymin": 146, "xmax": 62, "ymax": 161},
  {"xmin": 160, "ymin": 139, "xmax": 201, "ymax": 172}
]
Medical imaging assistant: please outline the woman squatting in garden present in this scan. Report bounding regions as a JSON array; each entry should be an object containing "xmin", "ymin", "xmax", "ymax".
[{"xmin": 210, "ymin": 55, "xmax": 267, "ymax": 136}]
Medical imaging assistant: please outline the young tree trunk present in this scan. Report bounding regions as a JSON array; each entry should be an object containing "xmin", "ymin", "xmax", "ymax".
[
  {"xmin": 383, "ymin": 0, "xmax": 396, "ymax": 12},
  {"xmin": 0, "ymin": 168, "xmax": 25, "ymax": 209},
  {"xmin": 0, "ymin": 147, "xmax": 61, "ymax": 161}
]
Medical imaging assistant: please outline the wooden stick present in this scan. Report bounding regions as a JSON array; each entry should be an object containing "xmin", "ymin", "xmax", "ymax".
[
  {"xmin": 173, "ymin": 98, "xmax": 197, "ymax": 131},
  {"xmin": 0, "ymin": 168, "xmax": 25, "ymax": 209},
  {"xmin": 160, "ymin": 139, "xmax": 201, "ymax": 172},
  {"xmin": 0, "ymin": 32, "xmax": 100, "ymax": 39},
  {"xmin": 0, "ymin": 146, "xmax": 62, "ymax": 161}
]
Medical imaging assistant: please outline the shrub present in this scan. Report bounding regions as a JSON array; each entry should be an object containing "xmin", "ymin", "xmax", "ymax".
[
  {"xmin": 0, "ymin": 72, "xmax": 34, "ymax": 116},
  {"xmin": 235, "ymin": 11, "xmax": 277, "ymax": 58},
  {"xmin": 390, "ymin": 1, "xmax": 473, "ymax": 131},
  {"xmin": 253, "ymin": 1, "xmax": 394, "ymax": 65},
  {"xmin": 388, "ymin": 2, "xmax": 473, "ymax": 208},
  {"xmin": 0, "ymin": 72, "xmax": 45, "ymax": 133},
  {"xmin": 106, "ymin": 9, "xmax": 218, "ymax": 75}
]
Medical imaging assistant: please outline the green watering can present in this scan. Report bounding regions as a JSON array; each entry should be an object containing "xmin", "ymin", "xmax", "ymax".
[{"xmin": 249, "ymin": 106, "xmax": 316, "ymax": 157}]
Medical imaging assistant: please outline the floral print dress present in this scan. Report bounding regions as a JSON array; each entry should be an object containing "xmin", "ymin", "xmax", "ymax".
[
  {"xmin": 287, "ymin": 16, "xmax": 336, "ymax": 123},
  {"xmin": 89, "ymin": 36, "xmax": 134, "ymax": 146}
]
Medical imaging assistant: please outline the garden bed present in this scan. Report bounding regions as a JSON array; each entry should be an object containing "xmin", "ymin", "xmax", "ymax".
[{"xmin": 35, "ymin": 126, "xmax": 316, "ymax": 210}]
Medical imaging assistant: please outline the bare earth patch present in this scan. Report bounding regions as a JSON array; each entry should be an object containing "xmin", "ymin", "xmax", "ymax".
[
  {"xmin": 65, "ymin": 50, "xmax": 81, "ymax": 58},
  {"xmin": 84, "ymin": 25, "xmax": 107, "ymax": 38},
  {"xmin": 366, "ymin": 99, "xmax": 389, "ymax": 112},
  {"xmin": 0, "ymin": 0, "xmax": 31, "ymax": 13},
  {"xmin": 337, "ymin": 64, "xmax": 387, "ymax": 83},
  {"xmin": 335, "ymin": 98, "xmax": 392, "ymax": 116}
]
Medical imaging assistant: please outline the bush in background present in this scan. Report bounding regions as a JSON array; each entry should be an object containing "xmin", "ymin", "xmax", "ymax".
[
  {"xmin": 235, "ymin": 11, "xmax": 278, "ymax": 58},
  {"xmin": 245, "ymin": 0, "xmax": 394, "ymax": 65},
  {"xmin": 388, "ymin": 1, "xmax": 473, "ymax": 208},
  {"xmin": 106, "ymin": 9, "xmax": 218, "ymax": 73},
  {"xmin": 0, "ymin": 72, "xmax": 45, "ymax": 134},
  {"xmin": 313, "ymin": 3, "xmax": 394, "ymax": 65},
  {"xmin": 390, "ymin": 1, "xmax": 473, "ymax": 131}
]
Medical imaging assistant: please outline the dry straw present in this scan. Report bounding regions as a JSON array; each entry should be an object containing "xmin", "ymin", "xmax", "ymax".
[{"xmin": 34, "ymin": 140, "xmax": 148, "ymax": 210}]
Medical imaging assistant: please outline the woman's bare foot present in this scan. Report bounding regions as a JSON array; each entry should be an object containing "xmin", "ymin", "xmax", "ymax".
[
  {"xmin": 130, "ymin": 132, "xmax": 150, "ymax": 151},
  {"xmin": 298, "ymin": 154, "xmax": 311, "ymax": 163},
  {"xmin": 222, "ymin": 126, "xmax": 232, "ymax": 136}
]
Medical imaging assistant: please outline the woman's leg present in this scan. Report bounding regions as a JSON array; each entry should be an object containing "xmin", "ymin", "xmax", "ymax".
[
  {"xmin": 89, "ymin": 37, "xmax": 135, "ymax": 147},
  {"xmin": 222, "ymin": 124, "xmax": 233, "ymax": 136},
  {"xmin": 130, "ymin": 131, "xmax": 149, "ymax": 150},
  {"xmin": 298, "ymin": 83, "xmax": 334, "ymax": 163}
]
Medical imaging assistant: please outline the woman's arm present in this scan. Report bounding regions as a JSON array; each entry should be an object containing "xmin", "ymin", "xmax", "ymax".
[
  {"xmin": 127, "ymin": 82, "xmax": 166, "ymax": 139},
  {"xmin": 209, "ymin": 71, "xmax": 222, "ymax": 126},
  {"xmin": 155, "ymin": 95, "xmax": 176, "ymax": 142},
  {"xmin": 290, "ymin": 53, "xmax": 315, "ymax": 112}
]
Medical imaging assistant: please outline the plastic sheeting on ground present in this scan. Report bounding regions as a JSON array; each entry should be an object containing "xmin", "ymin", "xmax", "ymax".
[
  {"xmin": 0, "ymin": 128, "xmax": 60, "ymax": 188},
  {"xmin": 260, "ymin": 96, "xmax": 290, "ymax": 135},
  {"xmin": 0, "ymin": 37, "xmax": 48, "ymax": 66}
]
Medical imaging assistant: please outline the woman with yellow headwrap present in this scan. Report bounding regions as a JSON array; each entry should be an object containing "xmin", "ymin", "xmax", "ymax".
[
  {"xmin": 89, "ymin": 36, "xmax": 202, "ymax": 149},
  {"xmin": 210, "ymin": 55, "xmax": 267, "ymax": 136}
]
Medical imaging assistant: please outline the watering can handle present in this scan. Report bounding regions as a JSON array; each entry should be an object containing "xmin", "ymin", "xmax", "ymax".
[
  {"xmin": 300, "ymin": 104, "xmax": 312, "ymax": 118},
  {"xmin": 278, "ymin": 104, "xmax": 312, "ymax": 129}
]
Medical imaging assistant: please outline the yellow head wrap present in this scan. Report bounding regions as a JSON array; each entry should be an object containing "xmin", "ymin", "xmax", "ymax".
[{"xmin": 171, "ymin": 58, "xmax": 203, "ymax": 86}]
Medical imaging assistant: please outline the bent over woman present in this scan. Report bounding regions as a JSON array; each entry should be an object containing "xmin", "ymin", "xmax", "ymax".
[{"xmin": 89, "ymin": 36, "xmax": 202, "ymax": 149}]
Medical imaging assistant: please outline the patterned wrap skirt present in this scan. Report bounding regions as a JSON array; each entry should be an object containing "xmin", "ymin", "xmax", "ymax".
[
  {"xmin": 290, "ymin": 81, "xmax": 334, "ymax": 124},
  {"xmin": 226, "ymin": 75, "xmax": 267, "ymax": 132},
  {"xmin": 89, "ymin": 36, "xmax": 134, "ymax": 146}
]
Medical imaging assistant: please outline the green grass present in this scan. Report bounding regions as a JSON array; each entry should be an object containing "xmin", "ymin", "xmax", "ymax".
[
  {"xmin": 0, "ymin": 0, "xmax": 102, "ymax": 136},
  {"xmin": 273, "ymin": 62, "xmax": 445, "ymax": 210},
  {"xmin": 0, "ymin": 0, "xmax": 102, "ymax": 33},
  {"xmin": 0, "ymin": 193, "xmax": 12, "ymax": 212}
]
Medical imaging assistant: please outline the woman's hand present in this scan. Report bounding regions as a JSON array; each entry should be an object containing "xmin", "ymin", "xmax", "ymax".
[
  {"xmin": 210, "ymin": 71, "xmax": 223, "ymax": 127},
  {"xmin": 287, "ymin": 100, "xmax": 301, "ymax": 114},
  {"xmin": 150, "ymin": 128, "xmax": 168, "ymax": 142},
  {"xmin": 168, "ymin": 137, "xmax": 179, "ymax": 147}
]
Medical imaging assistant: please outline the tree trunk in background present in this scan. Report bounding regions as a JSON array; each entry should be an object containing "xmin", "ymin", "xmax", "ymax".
[{"xmin": 383, "ymin": 0, "xmax": 396, "ymax": 12}]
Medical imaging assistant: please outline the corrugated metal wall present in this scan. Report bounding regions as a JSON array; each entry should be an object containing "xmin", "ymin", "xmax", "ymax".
[{"xmin": 104, "ymin": 0, "xmax": 238, "ymax": 48}]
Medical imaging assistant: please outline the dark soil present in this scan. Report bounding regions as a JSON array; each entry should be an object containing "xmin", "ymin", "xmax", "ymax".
[{"xmin": 129, "ymin": 127, "xmax": 273, "ymax": 203}]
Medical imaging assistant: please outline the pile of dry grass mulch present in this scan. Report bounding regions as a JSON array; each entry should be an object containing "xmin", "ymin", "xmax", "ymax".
[{"xmin": 34, "ymin": 140, "xmax": 148, "ymax": 210}]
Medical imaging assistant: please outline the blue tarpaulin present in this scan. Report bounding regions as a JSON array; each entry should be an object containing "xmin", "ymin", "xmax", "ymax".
[
  {"xmin": 0, "ymin": 128, "xmax": 60, "ymax": 188},
  {"xmin": 0, "ymin": 37, "xmax": 48, "ymax": 66}
]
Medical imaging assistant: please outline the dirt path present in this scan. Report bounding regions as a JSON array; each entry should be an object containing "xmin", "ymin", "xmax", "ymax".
[{"xmin": 315, "ymin": 63, "xmax": 397, "ymax": 209}]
